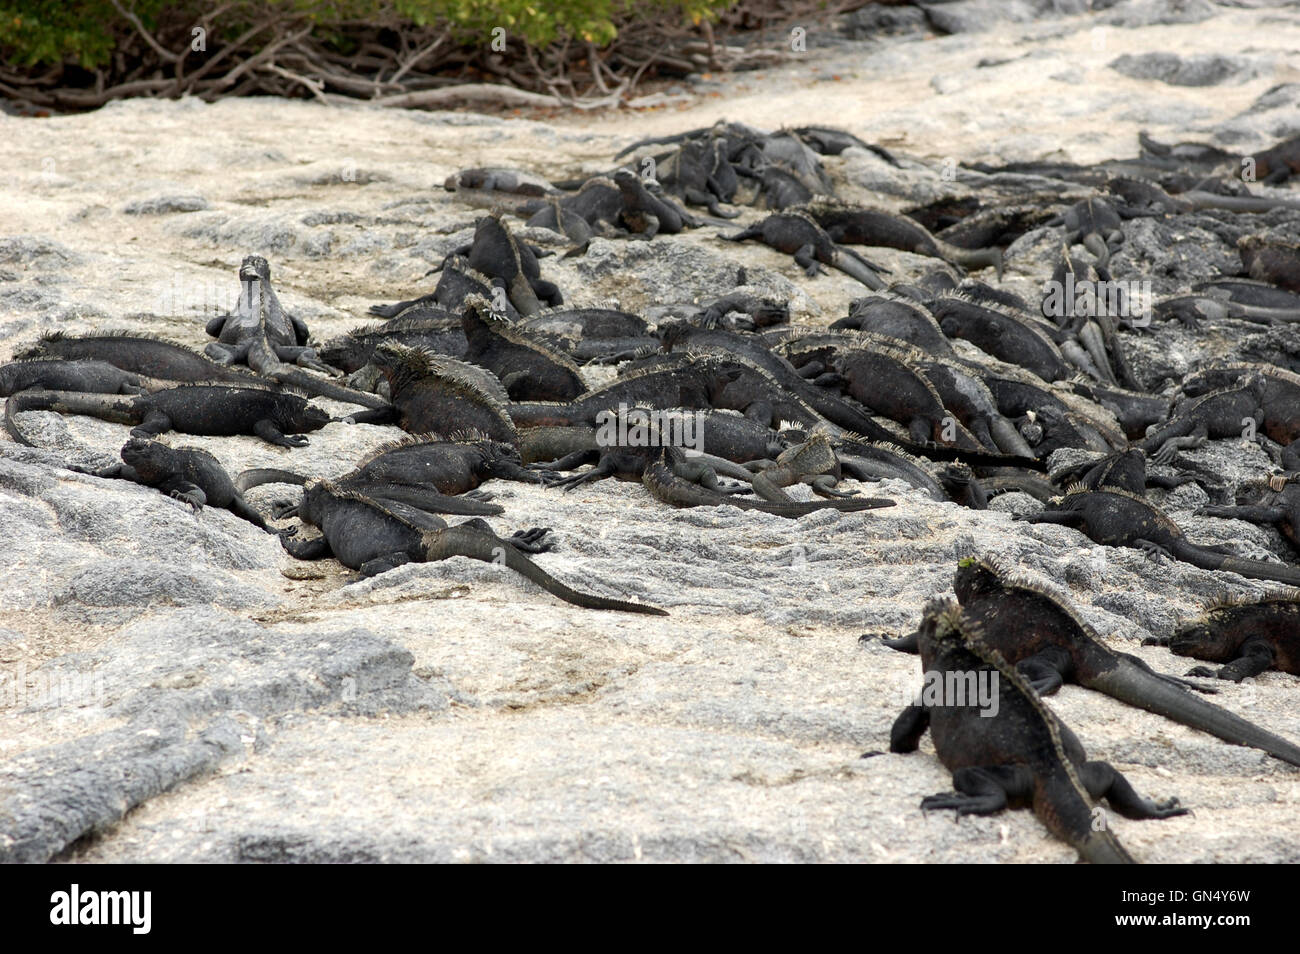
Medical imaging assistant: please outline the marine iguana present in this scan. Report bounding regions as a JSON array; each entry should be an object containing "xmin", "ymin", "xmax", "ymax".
[
  {"xmin": 1139, "ymin": 376, "xmax": 1269, "ymax": 465},
  {"xmin": 828, "ymin": 295, "xmax": 956, "ymax": 357},
  {"xmin": 1160, "ymin": 594, "xmax": 1300, "ymax": 680},
  {"xmin": 515, "ymin": 306, "xmax": 658, "ymax": 364},
  {"xmin": 720, "ymin": 210, "xmax": 889, "ymax": 291},
  {"xmin": 72, "ymin": 436, "xmax": 272, "ymax": 530},
  {"xmin": 803, "ymin": 199, "xmax": 1004, "ymax": 279},
  {"xmin": 438, "ymin": 212, "xmax": 561, "ymax": 316},
  {"xmin": 236, "ymin": 432, "xmax": 551, "ymax": 518},
  {"xmin": 888, "ymin": 599, "xmax": 1187, "ymax": 864},
  {"xmin": 345, "ymin": 342, "xmax": 519, "ymax": 445},
  {"xmin": 460, "ymin": 295, "xmax": 586, "ymax": 401},
  {"xmin": 640, "ymin": 446, "xmax": 892, "ymax": 516},
  {"xmin": 1179, "ymin": 363, "xmax": 1300, "ymax": 445},
  {"xmin": 1199, "ymin": 477, "xmax": 1300, "ymax": 556},
  {"xmin": 443, "ymin": 167, "xmax": 558, "ymax": 196},
  {"xmin": 1049, "ymin": 448, "xmax": 1201, "ymax": 496},
  {"xmin": 370, "ymin": 255, "xmax": 518, "ymax": 321},
  {"xmin": 317, "ymin": 314, "xmax": 469, "ymax": 376},
  {"xmin": 6, "ymin": 382, "xmax": 331, "ymax": 448},
  {"xmin": 17, "ymin": 332, "xmax": 267, "ymax": 386},
  {"xmin": 694, "ymin": 292, "xmax": 790, "ymax": 331},
  {"xmin": 1018, "ymin": 486, "xmax": 1300, "ymax": 587},
  {"xmin": 203, "ymin": 256, "xmax": 387, "ymax": 409},
  {"xmin": 1239, "ymin": 237, "xmax": 1300, "ymax": 294},
  {"xmin": 281, "ymin": 478, "xmax": 666, "ymax": 614},
  {"xmin": 929, "ymin": 295, "xmax": 1074, "ymax": 383},
  {"xmin": 0, "ymin": 358, "xmax": 145, "ymax": 396},
  {"xmin": 882, "ymin": 558, "xmax": 1300, "ymax": 767},
  {"xmin": 747, "ymin": 433, "xmax": 858, "ymax": 503},
  {"xmin": 1050, "ymin": 198, "xmax": 1125, "ymax": 270},
  {"xmin": 834, "ymin": 439, "xmax": 948, "ymax": 502},
  {"xmin": 612, "ymin": 169, "xmax": 699, "ymax": 236}
]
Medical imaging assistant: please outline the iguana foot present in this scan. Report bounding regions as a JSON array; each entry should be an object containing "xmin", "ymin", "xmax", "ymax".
[
  {"xmin": 276, "ymin": 434, "xmax": 310, "ymax": 448},
  {"xmin": 170, "ymin": 489, "xmax": 204, "ymax": 511},
  {"xmin": 920, "ymin": 791, "xmax": 1005, "ymax": 816},
  {"xmin": 509, "ymin": 527, "xmax": 554, "ymax": 554}
]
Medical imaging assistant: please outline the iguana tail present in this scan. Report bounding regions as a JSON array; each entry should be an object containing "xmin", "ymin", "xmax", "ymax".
[
  {"xmin": 1037, "ymin": 766, "xmax": 1136, "ymax": 864},
  {"xmin": 947, "ymin": 245, "xmax": 1004, "ymax": 281},
  {"xmin": 5, "ymin": 390, "xmax": 139, "ymax": 446},
  {"xmin": 421, "ymin": 524, "xmax": 668, "ymax": 615},
  {"xmin": 829, "ymin": 249, "xmax": 887, "ymax": 291},
  {"xmin": 1171, "ymin": 539, "xmax": 1300, "ymax": 587},
  {"xmin": 269, "ymin": 366, "xmax": 390, "ymax": 410},
  {"xmin": 1082, "ymin": 232, "xmax": 1111, "ymax": 270},
  {"xmin": 988, "ymin": 416, "xmax": 1037, "ymax": 458},
  {"xmin": 235, "ymin": 468, "xmax": 307, "ymax": 492},
  {"xmin": 1085, "ymin": 654, "xmax": 1300, "ymax": 767}
]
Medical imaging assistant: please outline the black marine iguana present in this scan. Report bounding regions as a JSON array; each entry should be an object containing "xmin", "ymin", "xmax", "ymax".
[
  {"xmin": 1158, "ymin": 594, "xmax": 1300, "ymax": 681},
  {"xmin": 803, "ymin": 199, "xmax": 1003, "ymax": 279},
  {"xmin": 1019, "ymin": 486, "xmax": 1300, "ymax": 587},
  {"xmin": 72, "ymin": 437, "xmax": 272, "ymax": 531},
  {"xmin": 888, "ymin": 599, "xmax": 1188, "ymax": 864},
  {"xmin": 0, "ymin": 358, "xmax": 145, "ymax": 396},
  {"xmin": 280, "ymin": 478, "xmax": 666, "ymax": 614},
  {"xmin": 6, "ymin": 382, "xmax": 331, "ymax": 448},
  {"xmin": 721, "ymin": 210, "xmax": 888, "ymax": 291},
  {"xmin": 18, "ymin": 332, "xmax": 266, "ymax": 386},
  {"xmin": 204, "ymin": 256, "xmax": 387, "ymax": 409},
  {"xmin": 881, "ymin": 558, "xmax": 1300, "ymax": 767},
  {"xmin": 460, "ymin": 295, "xmax": 587, "ymax": 401},
  {"xmin": 437, "ymin": 212, "xmax": 562, "ymax": 316}
]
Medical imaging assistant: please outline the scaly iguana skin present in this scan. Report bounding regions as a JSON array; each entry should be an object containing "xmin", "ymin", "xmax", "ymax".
[
  {"xmin": 803, "ymin": 198, "xmax": 1004, "ymax": 279},
  {"xmin": 347, "ymin": 342, "xmax": 518, "ymax": 445},
  {"xmin": 73, "ymin": 437, "xmax": 272, "ymax": 531},
  {"xmin": 1199, "ymin": 477, "xmax": 1300, "ymax": 556},
  {"xmin": 440, "ymin": 212, "xmax": 561, "ymax": 316},
  {"xmin": 282, "ymin": 478, "xmax": 666, "ymax": 614},
  {"xmin": 612, "ymin": 169, "xmax": 699, "ymax": 236},
  {"xmin": 204, "ymin": 256, "xmax": 388, "ymax": 409},
  {"xmin": 1161, "ymin": 594, "xmax": 1300, "ymax": 680},
  {"xmin": 1181, "ymin": 363, "xmax": 1300, "ymax": 447},
  {"xmin": 516, "ymin": 306, "xmax": 658, "ymax": 363},
  {"xmin": 883, "ymin": 558, "xmax": 1300, "ymax": 766},
  {"xmin": 888, "ymin": 600, "xmax": 1187, "ymax": 864},
  {"xmin": 828, "ymin": 295, "xmax": 956, "ymax": 357},
  {"xmin": 6, "ymin": 382, "xmax": 330, "ymax": 448},
  {"xmin": 0, "ymin": 358, "xmax": 145, "ymax": 396},
  {"xmin": 318, "ymin": 315, "xmax": 468, "ymax": 374},
  {"xmin": 1048, "ymin": 448, "xmax": 1201, "ymax": 496},
  {"xmin": 747, "ymin": 433, "xmax": 858, "ymax": 503},
  {"xmin": 443, "ymin": 167, "xmax": 558, "ymax": 196},
  {"xmin": 1052, "ymin": 197, "xmax": 1124, "ymax": 269},
  {"xmin": 17, "ymin": 332, "xmax": 266, "ymax": 386},
  {"xmin": 236, "ymin": 432, "xmax": 550, "ymax": 518},
  {"xmin": 834, "ymin": 439, "xmax": 948, "ymax": 502},
  {"xmin": 1240, "ymin": 237, "xmax": 1300, "ymax": 294},
  {"xmin": 460, "ymin": 295, "xmax": 586, "ymax": 401},
  {"xmin": 1139, "ymin": 376, "xmax": 1268, "ymax": 465},
  {"xmin": 1020, "ymin": 486, "xmax": 1300, "ymax": 587},
  {"xmin": 370, "ymin": 255, "xmax": 518, "ymax": 321},
  {"xmin": 929, "ymin": 295, "xmax": 1073, "ymax": 383},
  {"xmin": 641, "ymin": 446, "xmax": 893, "ymax": 517},
  {"xmin": 721, "ymin": 210, "xmax": 888, "ymax": 291},
  {"xmin": 1066, "ymin": 381, "xmax": 1170, "ymax": 441}
]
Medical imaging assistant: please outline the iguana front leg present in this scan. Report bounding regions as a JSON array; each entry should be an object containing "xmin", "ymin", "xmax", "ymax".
[
  {"xmin": 359, "ymin": 552, "xmax": 414, "ymax": 576},
  {"xmin": 131, "ymin": 410, "xmax": 175, "ymax": 438},
  {"xmin": 157, "ymin": 476, "xmax": 207, "ymax": 510},
  {"xmin": 204, "ymin": 341, "xmax": 250, "ymax": 366},
  {"xmin": 793, "ymin": 243, "xmax": 823, "ymax": 276},
  {"xmin": 921, "ymin": 765, "xmax": 1033, "ymax": 816},
  {"xmin": 1187, "ymin": 640, "xmax": 1276, "ymax": 682},
  {"xmin": 808, "ymin": 475, "xmax": 858, "ymax": 499},
  {"xmin": 273, "ymin": 345, "xmax": 341, "ymax": 377},
  {"xmin": 1077, "ymin": 761, "xmax": 1187, "ymax": 820},
  {"xmin": 888, "ymin": 704, "xmax": 930, "ymax": 752},
  {"xmin": 254, "ymin": 419, "xmax": 309, "ymax": 447},
  {"xmin": 1015, "ymin": 646, "xmax": 1074, "ymax": 695},
  {"xmin": 281, "ymin": 533, "xmax": 330, "ymax": 560},
  {"xmin": 1200, "ymin": 503, "xmax": 1287, "ymax": 523}
]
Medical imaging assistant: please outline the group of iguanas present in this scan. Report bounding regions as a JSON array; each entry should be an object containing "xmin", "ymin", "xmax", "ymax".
[{"xmin": 5, "ymin": 119, "xmax": 1300, "ymax": 863}]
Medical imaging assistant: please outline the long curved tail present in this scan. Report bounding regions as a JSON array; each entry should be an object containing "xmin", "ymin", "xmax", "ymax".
[
  {"xmin": 423, "ymin": 524, "xmax": 669, "ymax": 615},
  {"xmin": 1087, "ymin": 655, "xmax": 1300, "ymax": 767},
  {"xmin": 1172, "ymin": 539, "xmax": 1300, "ymax": 587},
  {"xmin": 235, "ymin": 468, "xmax": 307, "ymax": 492}
]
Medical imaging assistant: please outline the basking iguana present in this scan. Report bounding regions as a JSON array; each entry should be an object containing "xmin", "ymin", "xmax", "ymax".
[
  {"xmin": 318, "ymin": 315, "xmax": 468, "ymax": 376},
  {"xmin": 929, "ymin": 295, "xmax": 1074, "ymax": 383},
  {"xmin": 720, "ymin": 210, "xmax": 888, "ymax": 291},
  {"xmin": 370, "ymin": 255, "xmax": 518, "ymax": 321},
  {"xmin": 516, "ymin": 306, "xmax": 658, "ymax": 364},
  {"xmin": 72, "ymin": 436, "xmax": 272, "ymax": 531},
  {"xmin": 748, "ymin": 433, "xmax": 858, "ymax": 503},
  {"xmin": 6, "ymin": 382, "xmax": 331, "ymax": 448},
  {"xmin": 204, "ymin": 256, "xmax": 388, "ymax": 409},
  {"xmin": 1199, "ymin": 476, "xmax": 1300, "ymax": 556},
  {"xmin": 438, "ymin": 212, "xmax": 561, "ymax": 316},
  {"xmin": 1050, "ymin": 197, "xmax": 1125, "ymax": 269},
  {"xmin": 1160, "ymin": 594, "xmax": 1300, "ymax": 681},
  {"xmin": 888, "ymin": 599, "xmax": 1187, "ymax": 864},
  {"xmin": 1049, "ymin": 448, "xmax": 1203, "ymax": 496},
  {"xmin": 881, "ymin": 558, "xmax": 1300, "ymax": 766},
  {"xmin": 612, "ymin": 169, "xmax": 700, "ymax": 236},
  {"xmin": 1019, "ymin": 486, "xmax": 1300, "ymax": 587},
  {"xmin": 828, "ymin": 295, "xmax": 956, "ymax": 357},
  {"xmin": 1239, "ymin": 237, "xmax": 1300, "ymax": 294},
  {"xmin": 281, "ymin": 478, "xmax": 666, "ymax": 615},
  {"xmin": 17, "ymin": 331, "xmax": 266, "ymax": 386},
  {"xmin": 345, "ymin": 342, "xmax": 518, "ymax": 445},
  {"xmin": 803, "ymin": 198, "xmax": 1003, "ymax": 278},
  {"xmin": 460, "ymin": 295, "xmax": 586, "ymax": 401},
  {"xmin": 1139, "ymin": 376, "xmax": 1268, "ymax": 465},
  {"xmin": 0, "ymin": 358, "xmax": 145, "ymax": 396}
]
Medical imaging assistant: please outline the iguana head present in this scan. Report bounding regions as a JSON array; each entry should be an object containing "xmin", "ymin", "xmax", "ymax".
[
  {"xmin": 1168, "ymin": 621, "xmax": 1237, "ymax": 663},
  {"xmin": 239, "ymin": 255, "xmax": 272, "ymax": 284},
  {"xmin": 120, "ymin": 436, "xmax": 169, "ymax": 478},
  {"xmin": 952, "ymin": 557, "xmax": 1004, "ymax": 602}
]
